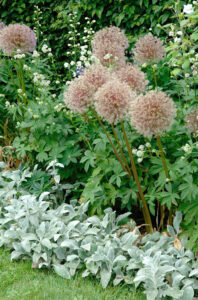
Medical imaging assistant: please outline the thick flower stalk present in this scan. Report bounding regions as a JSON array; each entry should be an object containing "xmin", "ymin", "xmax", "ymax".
[
  {"xmin": 116, "ymin": 63, "xmax": 148, "ymax": 92},
  {"xmin": 94, "ymin": 78, "xmax": 135, "ymax": 124},
  {"xmin": 0, "ymin": 23, "xmax": 36, "ymax": 55},
  {"xmin": 185, "ymin": 108, "xmax": 198, "ymax": 136},
  {"xmin": 91, "ymin": 26, "xmax": 129, "ymax": 68},
  {"xmin": 130, "ymin": 91, "xmax": 176, "ymax": 137},
  {"xmin": 133, "ymin": 33, "xmax": 166, "ymax": 65}
]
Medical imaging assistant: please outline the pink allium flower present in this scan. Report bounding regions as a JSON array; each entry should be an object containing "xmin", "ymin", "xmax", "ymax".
[
  {"xmin": 83, "ymin": 64, "xmax": 111, "ymax": 96},
  {"xmin": 64, "ymin": 77, "xmax": 93, "ymax": 113},
  {"xmin": 0, "ymin": 24, "xmax": 36, "ymax": 55},
  {"xmin": 130, "ymin": 91, "xmax": 176, "ymax": 137},
  {"xmin": 116, "ymin": 63, "xmax": 148, "ymax": 92},
  {"xmin": 133, "ymin": 33, "xmax": 166, "ymax": 65},
  {"xmin": 91, "ymin": 26, "xmax": 129, "ymax": 68},
  {"xmin": 94, "ymin": 78, "xmax": 135, "ymax": 124},
  {"xmin": 185, "ymin": 108, "xmax": 198, "ymax": 136}
]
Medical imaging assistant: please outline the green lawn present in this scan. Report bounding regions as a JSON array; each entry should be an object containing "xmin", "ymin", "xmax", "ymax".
[{"xmin": 0, "ymin": 248, "xmax": 145, "ymax": 300}]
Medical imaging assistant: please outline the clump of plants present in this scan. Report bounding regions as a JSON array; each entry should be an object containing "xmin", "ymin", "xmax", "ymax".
[
  {"xmin": 64, "ymin": 25, "xmax": 198, "ymax": 238},
  {"xmin": 0, "ymin": 163, "xmax": 198, "ymax": 300}
]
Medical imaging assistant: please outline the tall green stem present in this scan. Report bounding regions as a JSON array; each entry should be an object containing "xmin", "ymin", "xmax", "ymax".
[
  {"xmin": 156, "ymin": 135, "xmax": 173, "ymax": 224},
  {"xmin": 152, "ymin": 66, "xmax": 157, "ymax": 87},
  {"xmin": 121, "ymin": 121, "xmax": 153, "ymax": 233},
  {"xmin": 111, "ymin": 124, "xmax": 132, "ymax": 177},
  {"xmin": 90, "ymin": 106, "xmax": 130, "ymax": 177}
]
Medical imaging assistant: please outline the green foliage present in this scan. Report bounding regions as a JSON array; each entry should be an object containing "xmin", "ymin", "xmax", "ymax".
[{"xmin": 0, "ymin": 165, "xmax": 198, "ymax": 299}]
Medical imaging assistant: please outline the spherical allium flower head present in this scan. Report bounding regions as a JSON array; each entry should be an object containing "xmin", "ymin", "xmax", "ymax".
[
  {"xmin": 130, "ymin": 91, "xmax": 176, "ymax": 137},
  {"xmin": 91, "ymin": 26, "xmax": 129, "ymax": 68},
  {"xmin": 0, "ymin": 24, "xmax": 36, "ymax": 55},
  {"xmin": 116, "ymin": 63, "xmax": 148, "ymax": 93},
  {"xmin": 64, "ymin": 77, "xmax": 93, "ymax": 113},
  {"xmin": 185, "ymin": 108, "xmax": 198, "ymax": 136},
  {"xmin": 94, "ymin": 78, "xmax": 136, "ymax": 124},
  {"xmin": 133, "ymin": 33, "xmax": 166, "ymax": 65},
  {"xmin": 83, "ymin": 64, "xmax": 111, "ymax": 95}
]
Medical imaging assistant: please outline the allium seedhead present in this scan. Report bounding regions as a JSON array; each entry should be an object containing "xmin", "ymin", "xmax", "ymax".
[
  {"xmin": 91, "ymin": 26, "xmax": 129, "ymax": 68},
  {"xmin": 116, "ymin": 63, "xmax": 148, "ymax": 92},
  {"xmin": 130, "ymin": 91, "xmax": 176, "ymax": 137},
  {"xmin": 0, "ymin": 24, "xmax": 36, "ymax": 55},
  {"xmin": 94, "ymin": 78, "xmax": 135, "ymax": 124},
  {"xmin": 64, "ymin": 77, "xmax": 93, "ymax": 113},
  {"xmin": 185, "ymin": 108, "xmax": 198, "ymax": 136},
  {"xmin": 83, "ymin": 64, "xmax": 111, "ymax": 95},
  {"xmin": 133, "ymin": 33, "xmax": 166, "ymax": 64}
]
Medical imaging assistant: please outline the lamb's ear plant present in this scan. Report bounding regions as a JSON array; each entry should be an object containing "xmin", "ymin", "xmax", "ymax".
[{"xmin": 0, "ymin": 164, "xmax": 198, "ymax": 300}]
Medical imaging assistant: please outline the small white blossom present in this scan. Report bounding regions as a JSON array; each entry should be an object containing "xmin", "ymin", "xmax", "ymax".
[
  {"xmin": 183, "ymin": 4, "xmax": 194, "ymax": 14},
  {"xmin": 137, "ymin": 150, "xmax": 144, "ymax": 157},
  {"xmin": 17, "ymin": 89, "xmax": 22, "ymax": 93},
  {"xmin": 146, "ymin": 142, "xmax": 151, "ymax": 148},
  {"xmin": 64, "ymin": 62, "xmax": 69, "ymax": 68},
  {"xmin": 174, "ymin": 37, "xmax": 181, "ymax": 43},
  {"xmin": 137, "ymin": 158, "xmax": 143, "ymax": 163}
]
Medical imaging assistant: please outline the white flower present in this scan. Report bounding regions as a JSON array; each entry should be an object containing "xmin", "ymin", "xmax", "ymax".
[
  {"xmin": 17, "ymin": 89, "xmax": 22, "ymax": 93},
  {"xmin": 132, "ymin": 149, "xmax": 137, "ymax": 155},
  {"xmin": 193, "ymin": 70, "xmax": 198, "ymax": 76},
  {"xmin": 56, "ymin": 80, "xmax": 60, "ymax": 84},
  {"xmin": 169, "ymin": 31, "xmax": 174, "ymax": 37},
  {"xmin": 137, "ymin": 150, "xmax": 144, "ymax": 157},
  {"xmin": 146, "ymin": 142, "xmax": 151, "ymax": 148},
  {"xmin": 5, "ymin": 101, "xmax": 10, "ymax": 107},
  {"xmin": 177, "ymin": 31, "xmax": 183, "ymax": 36},
  {"xmin": 64, "ymin": 62, "xmax": 69, "ymax": 68},
  {"xmin": 138, "ymin": 145, "xmax": 144, "ymax": 150},
  {"xmin": 70, "ymin": 61, "xmax": 75, "ymax": 66},
  {"xmin": 76, "ymin": 61, "xmax": 82, "ymax": 67},
  {"xmin": 32, "ymin": 50, "xmax": 40, "ymax": 57},
  {"xmin": 137, "ymin": 158, "xmax": 143, "ymax": 163},
  {"xmin": 42, "ymin": 44, "xmax": 48, "ymax": 53},
  {"xmin": 52, "ymin": 94, "xmax": 56, "ymax": 98},
  {"xmin": 48, "ymin": 53, "xmax": 52, "ymax": 57},
  {"xmin": 182, "ymin": 143, "xmax": 192, "ymax": 153},
  {"xmin": 84, "ymin": 61, "xmax": 90, "ymax": 68},
  {"xmin": 185, "ymin": 73, "xmax": 190, "ymax": 78},
  {"xmin": 174, "ymin": 37, "xmax": 181, "ymax": 43},
  {"xmin": 183, "ymin": 4, "xmax": 194, "ymax": 14}
]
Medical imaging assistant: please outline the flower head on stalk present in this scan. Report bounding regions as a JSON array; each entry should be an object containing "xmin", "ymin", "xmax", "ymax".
[
  {"xmin": 91, "ymin": 26, "xmax": 129, "ymax": 68},
  {"xmin": 116, "ymin": 63, "xmax": 148, "ymax": 92},
  {"xmin": 0, "ymin": 24, "xmax": 36, "ymax": 55},
  {"xmin": 83, "ymin": 64, "xmax": 111, "ymax": 95},
  {"xmin": 94, "ymin": 78, "xmax": 135, "ymax": 124},
  {"xmin": 130, "ymin": 91, "xmax": 176, "ymax": 137},
  {"xmin": 64, "ymin": 76, "xmax": 93, "ymax": 113},
  {"xmin": 185, "ymin": 108, "xmax": 198, "ymax": 136},
  {"xmin": 133, "ymin": 33, "xmax": 165, "ymax": 65}
]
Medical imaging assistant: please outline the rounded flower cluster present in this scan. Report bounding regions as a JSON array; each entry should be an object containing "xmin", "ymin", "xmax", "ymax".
[
  {"xmin": 91, "ymin": 26, "xmax": 129, "ymax": 68},
  {"xmin": 0, "ymin": 24, "xmax": 36, "ymax": 55},
  {"xmin": 133, "ymin": 33, "xmax": 166, "ymax": 65},
  {"xmin": 83, "ymin": 64, "xmax": 111, "ymax": 96},
  {"xmin": 94, "ymin": 78, "xmax": 135, "ymax": 124},
  {"xmin": 116, "ymin": 63, "xmax": 148, "ymax": 92},
  {"xmin": 130, "ymin": 91, "xmax": 176, "ymax": 137},
  {"xmin": 185, "ymin": 108, "xmax": 198, "ymax": 136},
  {"xmin": 64, "ymin": 77, "xmax": 93, "ymax": 113}
]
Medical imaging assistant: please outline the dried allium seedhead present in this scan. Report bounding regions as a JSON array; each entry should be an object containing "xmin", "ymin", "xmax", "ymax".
[
  {"xmin": 83, "ymin": 64, "xmax": 111, "ymax": 95},
  {"xmin": 91, "ymin": 26, "xmax": 129, "ymax": 68},
  {"xmin": 64, "ymin": 77, "xmax": 93, "ymax": 113},
  {"xmin": 133, "ymin": 33, "xmax": 166, "ymax": 65},
  {"xmin": 130, "ymin": 91, "xmax": 176, "ymax": 137},
  {"xmin": 94, "ymin": 78, "xmax": 135, "ymax": 124},
  {"xmin": 0, "ymin": 24, "xmax": 36, "ymax": 55},
  {"xmin": 185, "ymin": 108, "xmax": 198, "ymax": 136},
  {"xmin": 116, "ymin": 63, "xmax": 148, "ymax": 92}
]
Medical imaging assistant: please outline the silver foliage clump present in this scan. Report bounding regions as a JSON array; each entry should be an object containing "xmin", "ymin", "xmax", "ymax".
[{"xmin": 0, "ymin": 162, "xmax": 198, "ymax": 300}]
